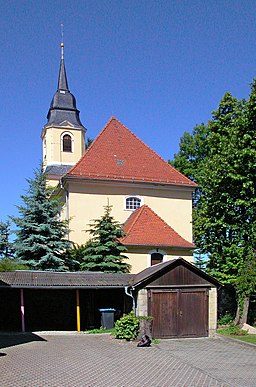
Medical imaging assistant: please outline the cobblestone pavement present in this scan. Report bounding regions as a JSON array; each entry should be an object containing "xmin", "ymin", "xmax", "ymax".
[{"xmin": 0, "ymin": 333, "xmax": 255, "ymax": 387}]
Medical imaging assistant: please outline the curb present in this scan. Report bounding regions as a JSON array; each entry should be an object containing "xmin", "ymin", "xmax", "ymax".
[{"xmin": 215, "ymin": 333, "xmax": 256, "ymax": 348}]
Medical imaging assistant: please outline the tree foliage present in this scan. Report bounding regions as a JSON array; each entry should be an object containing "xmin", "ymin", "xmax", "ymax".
[
  {"xmin": 0, "ymin": 221, "xmax": 14, "ymax": 258},
  {"xmin": 12, "ymin": 165, "xmax": 76, "ymax": 271},
  {"xmin": 0, "ymin": 258, "xmax": 29, "ymax": 272},
  {"xmin": 171, "ymin": 84, "xmax": 256, "ymax": 325},
  {"xmin": 80, "ymin": 205, "xmax": 130, "ymax": 273}
]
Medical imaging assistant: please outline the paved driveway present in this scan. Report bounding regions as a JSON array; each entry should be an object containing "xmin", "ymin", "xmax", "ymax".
[{"xmin": 0, "ymin": 333, "xmax": 255, "ymax": 386}]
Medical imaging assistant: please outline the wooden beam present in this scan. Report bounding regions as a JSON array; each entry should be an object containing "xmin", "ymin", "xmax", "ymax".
[
  {"xmin": 20, "ymin": 289, "xmax": 25, "ymax": 333},
  {"xmin": 76, "ymin": 289, "xmax": 80, "ymax": 332}
]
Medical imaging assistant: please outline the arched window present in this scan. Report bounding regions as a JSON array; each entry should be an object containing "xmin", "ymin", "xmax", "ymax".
[
  {"xmin": 62, "ymin": 134, "xmax": 72, "ymax": 152},
  {"xmin": 151, "ymin": 253, "xmax": 163, "ymax": 266},
  {"xmin": 125, "ymin": 196, "xmax": 141, "ymax": 210}
]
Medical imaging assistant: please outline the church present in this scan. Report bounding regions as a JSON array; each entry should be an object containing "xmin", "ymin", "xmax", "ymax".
[
  {"xmin": 42, "ymin": 44, "xmax": 196, "ymax": 274},
  {"xmin": 0, "ymin": 44, "xmax": 219, "ymax": 338}
]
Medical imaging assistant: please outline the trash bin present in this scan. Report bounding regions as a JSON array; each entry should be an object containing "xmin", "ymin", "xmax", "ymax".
[{"xmin": 99, "ymin": 308, "xmax": 116, "ymax": 329}]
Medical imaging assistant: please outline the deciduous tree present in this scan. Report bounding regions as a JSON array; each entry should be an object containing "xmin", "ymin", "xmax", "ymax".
[{"xmin": 171, "ymin": 86, "xmax": 256, "ymax": 325}]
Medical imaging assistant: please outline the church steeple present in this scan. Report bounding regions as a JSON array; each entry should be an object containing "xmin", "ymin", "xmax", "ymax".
[
  {"xmin": 42, "ymin": 40, "xmax": 86, "ymax": 184},
  {"xmin": 58, "ymin": 42, "xmax": 69, "ymax": 91},
  {"xmin": 44, "ymin": 41, "xmax": 85, "ymax": 129}
]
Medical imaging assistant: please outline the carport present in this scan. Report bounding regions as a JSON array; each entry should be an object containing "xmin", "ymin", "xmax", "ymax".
[{"xmin": 0, "ymin": 272, "xmax": 133, "ymax": 332}]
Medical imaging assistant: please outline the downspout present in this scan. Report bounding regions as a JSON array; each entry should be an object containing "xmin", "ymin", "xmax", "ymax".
[{"xmin": 125, "ymin": 286, "xmax": 136, "ymax": 313}]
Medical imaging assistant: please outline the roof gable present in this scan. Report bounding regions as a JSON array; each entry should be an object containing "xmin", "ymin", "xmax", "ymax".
[
  {"xmin": 120, "ymin": 205, "xmax": 195, "ymax": 248},
  {"xmin": 133, "ymin": 258, "xmax": 220, "ymax": 288},
  {"xmin": 66, "ymin": 117, "xmax": 196, "ymax": 187}
]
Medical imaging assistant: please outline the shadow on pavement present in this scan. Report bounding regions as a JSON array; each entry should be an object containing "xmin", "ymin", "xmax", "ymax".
[{"xmin": 0, "ymin": 332, "xmax": 47, "ymax": 350}]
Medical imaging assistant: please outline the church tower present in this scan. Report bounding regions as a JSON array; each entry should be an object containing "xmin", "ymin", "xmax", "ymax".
[{"xmin": 41, "ymin": 41, "xmax": 86, "ymax": 185}]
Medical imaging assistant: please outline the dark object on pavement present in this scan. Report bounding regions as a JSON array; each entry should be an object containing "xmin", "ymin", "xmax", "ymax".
[{"xmin": 137, "ymin": 335, "xmax": 151, "ymax": 347}]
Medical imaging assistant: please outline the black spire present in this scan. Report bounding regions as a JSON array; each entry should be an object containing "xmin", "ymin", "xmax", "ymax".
[
  {"xmin": 44, "ymin": 42, "xmax": 85, "ymax": 129},
  {"xmin": 58, "ymin": 42, "xmax": 69, "ymax": 91}
]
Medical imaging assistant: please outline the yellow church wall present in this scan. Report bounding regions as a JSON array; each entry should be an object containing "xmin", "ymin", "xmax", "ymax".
[
  {"xmin": 42, "ymin": 126, "xmax": 85, "ymax": 167},
  {"xmin": 65, "ymin": 180, "xmax": 193, "ymax": 248},
  {"xmin": 124, "ymin": 247, "xmax": 194, "ymax": 274}
]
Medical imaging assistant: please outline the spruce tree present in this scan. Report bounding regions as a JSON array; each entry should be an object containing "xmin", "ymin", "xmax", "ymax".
[
  {"xmin": 0, "ymin": 221, "xmax": 14, "ymax": 258},
  {"xmin": 80, "ymin": 205, "xmax": 130, "ymax": 273},
  {"xmin": 12, "ymin": 166, "xmax": 74, "ymax": 271}
]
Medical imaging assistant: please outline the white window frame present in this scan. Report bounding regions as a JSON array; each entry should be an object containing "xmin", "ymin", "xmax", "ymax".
[
  {"xmin": 61, "ymin": 131, "xmax": 74, "ymax": 153},
  {"xmin": 124, "ymin": 195, "xmax": 143, "ymax": 211}
]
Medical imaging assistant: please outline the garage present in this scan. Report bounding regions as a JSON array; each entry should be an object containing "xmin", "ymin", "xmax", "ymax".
[
  {"xmin": 148, "ymin": 289, "xmax": 208, "ymax": 338},
  {"xmin": 134, "ymin": 258, "xmax": 219, "ymax": 338}
]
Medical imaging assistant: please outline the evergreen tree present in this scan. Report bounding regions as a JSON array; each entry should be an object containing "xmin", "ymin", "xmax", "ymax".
[
  {"xmin": 80, "ymin": 205, "xmax": 130, "ymax": 273},
  {"xmin": 0, "ymin": 221, "xmax": 14, "ymax": 258},
  {"xmin": 85, "ymin": 137, "xmax": 94, "ymax": 149},
  {"xmin": 12, "ymin": 166, "xmax": 75, "ymax": 271},
  {"xmin": 171, "ymin": 87, "xmax": 256, "ymax": 325}
]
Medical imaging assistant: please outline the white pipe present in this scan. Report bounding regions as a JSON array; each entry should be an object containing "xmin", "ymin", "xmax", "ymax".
[{"xmin": 125, "ymin": 286, "xmax": 136, "ymax": 313}]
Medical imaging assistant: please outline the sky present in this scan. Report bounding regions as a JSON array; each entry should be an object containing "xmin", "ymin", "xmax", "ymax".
[{"xmin": 0, "ymin": 0, "xmax": 255, "ymax": 223}]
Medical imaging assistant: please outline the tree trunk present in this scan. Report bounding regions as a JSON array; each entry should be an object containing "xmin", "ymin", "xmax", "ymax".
[
  {"xmin": 234, "ymin": 304, "xmax": 240, "ymax": 325},
  {"xmin": 239, "ymin": 296, "xmax": 250, "ymax": 328}
]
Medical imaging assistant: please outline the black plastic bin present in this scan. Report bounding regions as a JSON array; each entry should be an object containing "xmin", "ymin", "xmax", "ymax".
[{"xmin": 99, "ymin": 308, "xmax": 116, "ymax": 329}]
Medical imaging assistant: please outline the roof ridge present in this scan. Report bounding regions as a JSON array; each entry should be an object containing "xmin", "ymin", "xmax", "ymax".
[
  {"xmin": 121, "ymin": 205, "xmax": 146, "ymax": 242},
  {"xmin": 66, "ymin": 117, "xmax": 196, "ymax": 187},
  {"xmin": 111, "ymin": 119, "xmax": 196, "ymax": 186},
  {"xmin": 121, "ymin": 204, "xmax": 194, "ymax": 247},
  {"xmin": 143, "ymin": 205, "xmax": 172, "ymax": 230},
  {"xmin": 147, "ymin": 207, "xmax": 194, "ymax": 245},
  {"xmin": 67, "ymin": 117, "xmax": 116, "ymax": 175}
]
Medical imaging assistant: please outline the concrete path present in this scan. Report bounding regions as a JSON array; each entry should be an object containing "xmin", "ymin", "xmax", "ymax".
[{"xmin": 0, "ymin": 333, "xmax": 255, "ymax": 386}]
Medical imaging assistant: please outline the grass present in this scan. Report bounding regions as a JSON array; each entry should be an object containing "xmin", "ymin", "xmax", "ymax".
[
  {"xmin": 226, "ymin": 334, "xmax": 256, "ymax": 345},
  {"xmin": 84, "ymin": 327, "xmax": 116, "ymax": 334},
  {"xmin": 218, "ymin": 324, "xmax": 256, "ymax": 345}
]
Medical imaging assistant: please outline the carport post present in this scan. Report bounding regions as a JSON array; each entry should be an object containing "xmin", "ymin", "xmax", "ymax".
[
  {"xmin": 20, "ymin": 289, "xmax": 25, "ymax": 333},
  {"xmin": 76, "ymin": 289, "xmax": 80, "ymax": 332}
]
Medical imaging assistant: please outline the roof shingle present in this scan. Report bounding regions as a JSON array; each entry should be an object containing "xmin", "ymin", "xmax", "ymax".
[
  {"xmin": 120, "ymin": 205, "xmax": 195, "ymax": 248},
  {"xmin": 0, "ymin": 271, "xmax": 134, "ymax": 288},
  {"xmin": 65, "ymin": 117, "xmax": 196, "ymax": 187}
]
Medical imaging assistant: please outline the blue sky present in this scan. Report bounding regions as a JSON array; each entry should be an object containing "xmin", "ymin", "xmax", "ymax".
[{"xmin": 0, "ymin": 0, "xmax": 255, "ymax": 223}]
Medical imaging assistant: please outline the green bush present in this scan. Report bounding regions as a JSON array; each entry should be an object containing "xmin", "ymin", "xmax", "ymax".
[
  {"xmin": 138, "ymin": 315, "xmax": 153, "ymax": 321},
  {"xmin": 218, "ymin": 323, "xmax": 248, "ymax": 336},
  {"xmin": 218, "ymin": 313, "xmax": 234, "ymax": 326},
  {"xmin": 114, "ymin": 312, "xmax": 139, "ymax": 340},
  {"xmin": 0, "ymin": 258, "xmax": 30, "ymax": 272}
]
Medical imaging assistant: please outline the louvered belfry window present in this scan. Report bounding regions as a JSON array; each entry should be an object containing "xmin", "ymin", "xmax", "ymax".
[{"xmin": 63, "ymin": 134, "xmax": 72, "ymax": 152}]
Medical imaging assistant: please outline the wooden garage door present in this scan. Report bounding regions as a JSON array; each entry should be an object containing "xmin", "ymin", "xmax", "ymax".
[{"xmin": 149, "ymin": 289, "xmax": 208, "ymax": 338}]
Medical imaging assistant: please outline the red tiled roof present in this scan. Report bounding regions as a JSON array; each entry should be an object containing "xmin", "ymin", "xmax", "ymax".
[
  {"xmin": 120, "ymin": 205, "xmax": 195, "ymax": 248},
  {"xmin": 66, "ymin": 117, "xmax": 196, "ymax": 187}
]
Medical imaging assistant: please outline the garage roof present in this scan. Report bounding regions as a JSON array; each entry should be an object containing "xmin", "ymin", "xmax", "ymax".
[
  {"xmin": 0, "ymin": 271, "xmax": 135, "ymax": 289},
  {"xmin": 0, "ymin": 259, "xmax": 220, "ymax": 289}
]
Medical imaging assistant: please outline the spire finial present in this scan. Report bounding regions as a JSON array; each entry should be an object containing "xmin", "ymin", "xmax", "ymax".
[{"xmin": 60, "ymin": 23, "xmax": 64, "ymax": 60}]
